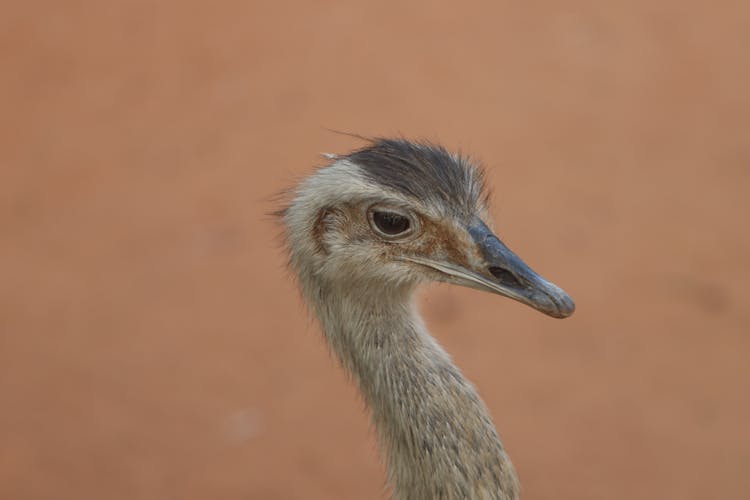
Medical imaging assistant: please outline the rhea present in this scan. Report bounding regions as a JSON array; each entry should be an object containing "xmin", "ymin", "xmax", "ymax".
[{"xmin": 279, "ymin": 139, "xmax": 574, "ymax": 500}]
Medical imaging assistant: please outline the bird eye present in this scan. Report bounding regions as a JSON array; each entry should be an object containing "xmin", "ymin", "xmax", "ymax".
[{"xmin": 370, "ymin": 210, "xmax": 412, "ymax": 237}]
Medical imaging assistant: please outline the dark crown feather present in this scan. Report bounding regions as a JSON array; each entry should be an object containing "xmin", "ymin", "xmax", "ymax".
[{"xmin": 347, "ymin": 138, "xmax": 488, "ymax": 217}]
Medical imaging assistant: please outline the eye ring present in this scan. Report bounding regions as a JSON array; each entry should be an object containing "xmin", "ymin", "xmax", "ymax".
[{"xmin": 367, "ymin": 206, "xmax": 418, "ymax": 240}]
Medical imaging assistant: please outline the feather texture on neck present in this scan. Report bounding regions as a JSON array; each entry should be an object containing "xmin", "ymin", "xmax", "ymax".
[{"xmin": 309, "ymin": 280, "xmax": 519, "ymax": 500}]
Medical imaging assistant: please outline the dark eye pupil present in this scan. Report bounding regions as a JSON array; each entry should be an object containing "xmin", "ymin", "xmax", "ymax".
[{"xmin": 373, "ymin": 211, "xmax": 410, "ymax": 235}]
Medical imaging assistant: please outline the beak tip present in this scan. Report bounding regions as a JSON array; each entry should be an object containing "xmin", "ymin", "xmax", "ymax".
[{"xmin": 550, "ymin": 293, "xmax": 575, "ymax": 319}]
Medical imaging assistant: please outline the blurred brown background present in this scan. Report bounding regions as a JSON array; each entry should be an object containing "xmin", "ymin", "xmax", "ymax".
[{"xmin": 2, "ymin": 1, "xmax": 749, "ymax": 499}]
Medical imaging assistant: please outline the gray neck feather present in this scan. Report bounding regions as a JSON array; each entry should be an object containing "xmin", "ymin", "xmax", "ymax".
[{"xmin": 305, "ymin": 277, "xmax": 519, "ymax": 500}]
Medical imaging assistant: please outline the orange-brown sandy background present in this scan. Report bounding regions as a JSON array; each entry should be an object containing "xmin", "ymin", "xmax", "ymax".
[{"xmin": 2, "ymin": 2, "xmax": 749, "ymax": 499}]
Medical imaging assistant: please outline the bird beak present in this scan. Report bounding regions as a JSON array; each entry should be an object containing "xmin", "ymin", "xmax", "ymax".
[
  {"xmin": 403, "ymin": 219, "xmax": 575, "ymax": 318},
  {"xmin": 464, "ymin": 220, "xmax": 575, "ymax": 318}
]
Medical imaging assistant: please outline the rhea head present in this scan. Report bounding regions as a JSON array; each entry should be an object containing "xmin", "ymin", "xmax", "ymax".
[{"xmin": 282, "ymin": 138, "xmax": 574, "ymax": 319}]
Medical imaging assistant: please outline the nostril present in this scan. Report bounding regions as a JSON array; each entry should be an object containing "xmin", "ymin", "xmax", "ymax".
[{"xmin": 488, "ymin": 267, "xmax": 523, "ymax": 289}]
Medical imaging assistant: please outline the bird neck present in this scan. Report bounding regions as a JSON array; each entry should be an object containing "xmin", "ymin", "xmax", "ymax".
[{"xmin": 310, "ymin": 281, "xmax": 519, "ymax": 500}]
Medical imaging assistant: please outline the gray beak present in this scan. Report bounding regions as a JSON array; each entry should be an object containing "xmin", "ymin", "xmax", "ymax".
[{"xmin": 467, "ymin": 220, "xmax": 575, "ymax": 319}]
